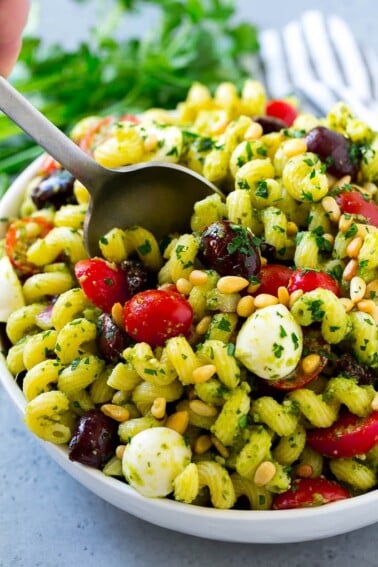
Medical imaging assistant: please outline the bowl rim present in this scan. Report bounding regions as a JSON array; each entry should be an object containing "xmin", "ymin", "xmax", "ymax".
[{"xmin": 1, "ymin": 155, "xmax": 378, "ymax": 544}]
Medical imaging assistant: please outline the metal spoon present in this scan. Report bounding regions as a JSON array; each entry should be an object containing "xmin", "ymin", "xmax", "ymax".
[{"xmin": 0, "ymin": 76, "xmax": 223, "ymax": 256}]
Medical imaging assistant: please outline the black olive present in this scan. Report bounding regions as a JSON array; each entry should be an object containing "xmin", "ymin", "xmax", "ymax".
[{"xmin": 31, "ymin": 169, "xmax": 76, "ymax": 209}]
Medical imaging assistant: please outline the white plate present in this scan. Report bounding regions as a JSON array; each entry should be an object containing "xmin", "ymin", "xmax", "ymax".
[{"xmin": 1, "ymin": 156, "xmax": 378, "ymax": 543}]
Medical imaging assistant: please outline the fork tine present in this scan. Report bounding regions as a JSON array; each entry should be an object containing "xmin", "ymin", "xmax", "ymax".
[
  {"xmin": 258, "ymin": 28, "xmax": 292, "ymax": 99},
  {"xmin": 328, "ymin": 15, "xmax": 372, "ymax": 102},
  {"xmin": 300, "ymin": 10, "xmax": 344, "ymax": 89},
  {"xmin": 282, "ymin": 20, "xmax": 337, "ymax": 114}
]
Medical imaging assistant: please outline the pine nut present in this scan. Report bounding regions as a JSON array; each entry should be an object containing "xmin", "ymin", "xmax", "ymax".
[
  {"xmin": 165, "ymin": 410, "xmax": 190, "ymax": 434},
  {"xmin": 210, "ymin": 435, "xmax": 230, "ymax": 458},
  {"xmin": 151, "ymin": 397, "xmax": 167, "ymax": 419},
  {"xmin": 340, "ymin": 297, "xmax": 354, "ymax": 312},
  {"xmin": 195, "ymin": 315, "xmax": 212, "ymax": 335},
  {"xmin": 332, "ymin": 174, "xmax": 351, "ymax": 190},
  {"xmin": 115, "ymin": 445, "xmax": 126, "ymax": 460},
  {"xmin": 277, "ymin": 286, "xmax": 290, "ymax": 307},
  {"xmin": 357, "ymin": 299, "xmax": 376, "ymax": 315},
  {"xmin": 342, "ymin": 259, "xmax": 358, "ymax": 281},
  {"xmin": 189, "ymin": 399, "xmax": 218, "ymax": 417},
  {"xmin": 321, "ymin": 196, "xmax": 341, "ymax": 223},
  {"xmin": 365, "ymin": 279, "xmax": 378, "ymax": 299},
  {"xmin": 282, "ymin": 138, "xmax": 307, "ymax": 157},
  {"xmin": 217, "ymin": 275, "xmax": 249, "ymax": 294},
  {"xmin": 189, "ymin": 270, "xmax": 209, "ymax": 286},
  {"xmin": 287, "ymin": 221, "xmax": 299, "ymax": 236},
  {"xmin": 338, "ymin": 214, "xmax": 354, "ymax": 233},
  {"xmin": 176, "ymin": 277, "xmax": 193, "ymax": 295},
  {"xmin": 192, "ymin": 364, "xmax": 217, "ymax": 384},
  {"xmin": 253, "ymin": 293, "xmax": 279, "ymax": 309},
  {"xmin": 322, "ymin": 233, "xmax": 334, "ymax": 247},
  {"xmin": 111, "ymin": 302, "xmax": 124, "ymax": 329},
  {"xmin": 236, "ymin": 295, "xmax": 255, "ymax": 317},
  {"xmin": 247, "ymin": 282, "xmax": 261, "ymax": 294},
  {"xmin": 244, "ymin": 122, "xmax": 263, "ymax": 140},
  {"xmin": 289, "ymin": 289, "xmax": 303, "ymax": 308},
  {"xmin": 101, "ymin": 404, "xmax": 130, "ymax": 422},
  {"xmin": 350, "ymin": 276, "xmax": 366, "ymax": 303},
  {"xmin": 254, "ymin": 461, "xmax": 276, "ymax": 487},
  {"xmin": 295, "ymin": 463, "xmax": 313, "ymax": 478},
  {"xmin": 356, "ymin": 223, "xmax": 378, "ymax": 238},
  {"xmin": 301, "ymin": 353, "xmax": 321, "ymax": 375},
  {"xmin": 194, "ymin": 434, "xmax": 213, "ymax": 454},
  {"xmin": 346, "ymin": 236, "xmax": 363, "ymax": 258}
]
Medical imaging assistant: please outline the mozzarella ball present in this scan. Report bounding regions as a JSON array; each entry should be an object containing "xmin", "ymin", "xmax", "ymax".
[
  {"xmin": 235, "ymin": 304, "xmax": 303, "ymax": 380},
  {"xmin": 122, "ymin": 427, "xmax": 192, "ymax": 498}
]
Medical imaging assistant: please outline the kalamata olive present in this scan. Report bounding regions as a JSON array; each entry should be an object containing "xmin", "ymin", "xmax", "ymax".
[
  {"xmin": 96, "ymin": 312, "xmax": 128, "ymax": 362},
  {"xmin": 334, "ymin": 352, "xmax": 377, "ymax": 386},
  {"xmin": 31, "ymin": 169, "xmax": 76, "ymax": 209},
  {"xmin": 254, "ymin": 115, "xmax": 287, "ymax": 133},
  {"xmin": 120, "ymin": 259, "xmax": 153, "ymax": 296},
  {"xmin": 306, "ymin": 126, "xmax": 359, "ymax": 179},
  {"xmin": 68, "ymin": 409, "xmax": 118, "ymax": 468},
  {"xmin": 199, "ymin": 220, "xmax": 261, "ymax": 279}
]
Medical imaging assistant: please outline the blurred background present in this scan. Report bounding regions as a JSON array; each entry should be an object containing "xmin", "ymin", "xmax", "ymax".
[{"xmin": 1, "ymin": 0, "xmax": 376, "ymax": 193}]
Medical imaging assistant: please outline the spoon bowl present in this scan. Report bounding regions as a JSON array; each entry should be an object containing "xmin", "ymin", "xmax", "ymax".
[{"xmin": 0, "ymin": 76, "xmax": 222, "ymax": 256}]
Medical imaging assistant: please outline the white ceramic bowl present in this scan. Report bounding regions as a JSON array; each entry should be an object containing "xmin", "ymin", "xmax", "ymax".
[{"xmin": 1, "ymin": 157, "xmax": 378, "ymax": 543}]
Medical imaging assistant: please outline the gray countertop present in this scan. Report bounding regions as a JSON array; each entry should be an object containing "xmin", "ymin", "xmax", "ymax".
[{"xmin": 1, "ymin": 1, "xmax": 377, "ymax": 565}]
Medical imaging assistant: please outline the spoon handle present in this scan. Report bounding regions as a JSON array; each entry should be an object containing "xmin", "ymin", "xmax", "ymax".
[{"xmin": 0, "ymin": 76, "xmax": 105, "ymax": 192}]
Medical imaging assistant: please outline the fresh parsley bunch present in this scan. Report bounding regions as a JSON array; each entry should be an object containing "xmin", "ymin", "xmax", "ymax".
[{"xmin": 0, "ymin": 0, "xmax": 259, "ymax": 193}]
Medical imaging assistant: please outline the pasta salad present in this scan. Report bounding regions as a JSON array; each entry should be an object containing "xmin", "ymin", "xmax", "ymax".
[{"xmin": 1, "ymin": 79, "xmax": 378, "ymax": 511}]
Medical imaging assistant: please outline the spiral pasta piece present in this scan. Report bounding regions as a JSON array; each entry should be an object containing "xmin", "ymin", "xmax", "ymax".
[
  {"xmin": 26, "ymin": 227, "xmax": 88, "ymax": 266},
  {"xmin": 24, "ymin": 390, "xmax": 74, "ymax": 444},
  {"xmin": 196, "ymin": 461, "xmax": 236, "ymax": 509}
]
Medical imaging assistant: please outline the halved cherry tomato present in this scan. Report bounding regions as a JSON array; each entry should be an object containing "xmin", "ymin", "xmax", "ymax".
[
  {"xmin": 268, "ymin": 329, "xmax": 330, "ymax": 391},
  {"xmin": 123, "ymin": 289, "xmax": 193, "ymax": 347},
  {"xmin": 336, "ymin": 190, "xmax": 378, "ymax": 228},
  {"xmin": 254, "ymin": 264, "xmax": 292, "ymax": 296},
  {"xmin": 306, "ymin": 410, "xmax": 378, "ymax": 458},
  {"xmin": 287, "ymin": 268, "xmax": 341, "ymax": 297},
  {"xmin": 273, "ymin": 478, "xmax": 350, "ymax": 510},
  {"xmin": 266, "ymin": 100, "xmax": 298, "ymax": 127},
  {"xmin": 5, "ymin": 216, "xmax": 54, "ymax": 276},
  {"xmin": 75, "ymin": 258, "xmax": 129, "ymax": 313}
]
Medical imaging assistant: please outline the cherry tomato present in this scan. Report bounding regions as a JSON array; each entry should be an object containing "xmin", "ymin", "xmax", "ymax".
[
  {"xmin": 75, "ymin": 258, "xmax": 129, "ymax": 313},
  {"xmin": 39, "ymin": 154, "xmax": 61, "ymax": 176},
  {"xmin": 79, "ymin": 116, "xmax": 113, "ymax": 153},
  {"xmin": 268, "ymin": 329, "xmax": 330, "ymax": 391},
  {"xmin": 287, "ymin": 268, "xmax": 341, "ymax": 297},
  {"xmin": 119, "ymin": 114, "xmax": 139, "ymax": 124},
  {"xmin": 306, "ymin": 410, "xmax": 378, "ymax": 458},
  {"xmin": 123, "ymin": 289, "xmax": 193, "ymax": 347},
  {"xmin": 266, "ymin": 100, "xmax": 298, "ymax": 127},
  {"xmin": 255, "ymin": 264, "xmax": 292, "ymax": 296},
  {"xmin": 336, "ymin": 190, "xmax": 378, "ymax": 228},
  {"xmin": 273, "ymin": 478, "xmax": 350, "ymax": 509},
  {"xmin": 5, "ymin": 216, "xmax": 54, "ymax": 276}
]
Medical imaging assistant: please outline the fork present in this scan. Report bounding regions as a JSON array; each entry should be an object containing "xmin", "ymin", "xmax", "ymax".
[{"xmin": 258, "ymin": 10, "xmax": 378, "ymax": 130}]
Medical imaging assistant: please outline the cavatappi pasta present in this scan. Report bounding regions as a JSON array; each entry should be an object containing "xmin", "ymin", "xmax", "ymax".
[{"xmin": 1, "ymin": 79, "xmax": 378, "ymax": 510}]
